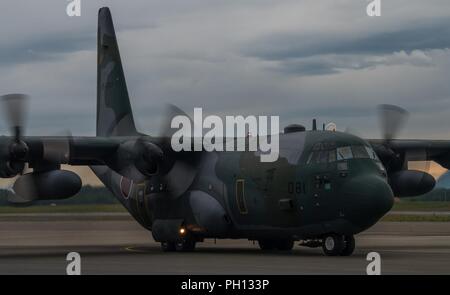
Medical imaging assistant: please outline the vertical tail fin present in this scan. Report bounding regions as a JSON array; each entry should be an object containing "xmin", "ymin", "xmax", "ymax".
[{"xmin": 97, "ymin": 7, "xmax": 137, "ymax": 136}]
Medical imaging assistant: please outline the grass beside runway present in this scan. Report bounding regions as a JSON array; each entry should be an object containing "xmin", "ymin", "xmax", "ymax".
[
  {"xmin": 382, "ymin": 214, "xmax": 450, "ymax": 222},
  {"xmin": 392, "ymin": 201, "xmax": 450, "ymax": 211}
]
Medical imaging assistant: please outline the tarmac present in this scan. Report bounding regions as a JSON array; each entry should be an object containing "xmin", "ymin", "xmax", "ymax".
[{"xmin": 0, "ymin": 214, "xmax": 449, "ymax": 274}]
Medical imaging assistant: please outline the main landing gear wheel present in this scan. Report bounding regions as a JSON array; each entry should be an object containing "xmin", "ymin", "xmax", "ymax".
[
  {"xmin": 161, "ymin": 239, "xmax": 196, "ymax": 252},
  {"xmin": 258, "ymin": 240, "xmax": 276, "ymax": 250},
  {"xmin": 322, "ymin": 234, "xmax": 345, "ymax": 256},
  {"xmin": 321, "ymin": 234, "xmax": 355, "ymax": 256},
  {"xmin": 276, "ymin": 239, "xmax": 294, "ymax": 251},
  {"xmin": 161, "ymin": 241, "xmax": 176, "ymax": 252},
  {"xmin": 175, "ymin": 238, "xmax": 196, "ymax": 252},
  {"xmin": 258, "ymin": 239, "xmax": 294, "ymax": 251},
  {"xmin": 340, "ymin": 235, "xmax": 355, "ymax": 256}
]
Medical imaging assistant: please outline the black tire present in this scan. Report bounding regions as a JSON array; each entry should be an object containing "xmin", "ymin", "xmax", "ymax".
[
  {"xmin": 275, "ymin": 239, "xmax": 294, "ymax": 251},
  {"xmin": 322, "ymin": 234, "xmax": 344, "ymax": 256},
  {"xmin": 161, "ymin": 241, "xmax": 176, "ymax": 252},
  {"xmin": 340, "ymin": 235, "xmax": 355, "ymax": 256},
  {"xmin": 258, "ymin": 240, "xmax": 276, "ymax": 250},
  {"xmin": 175, "ymin": 238, "xmax": 196, "ymax": 252}
]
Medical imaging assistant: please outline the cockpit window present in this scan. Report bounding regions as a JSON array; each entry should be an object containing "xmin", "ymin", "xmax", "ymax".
[
  {"xmin": 352, "ymin": 145, "xmax": 369, "ymax": 158},
  {"xmin": 336, "ymin": 146, "xmax": 353, "ymax": 160},
  {"xmin": 365, "ymin": 146, "xmax": 379, "ymax": 160},
  {"xmin": 328, "ymin": 150, "xmax": 336, "ymax": 162},
  {"xmin": 307, "ymin": 151, "xmax": 327, "ymax": 164},
  {"xmin": 318, "ymin": 151, "xmax": 328, "ymax": 163},
  {"xmin": 307, "ymin": 143, "xmax": 380, "ymax": 164}
]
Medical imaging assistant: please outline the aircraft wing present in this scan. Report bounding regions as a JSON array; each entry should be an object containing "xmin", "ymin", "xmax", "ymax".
[{"xmin": 367, "ymin": 139, "xmax": 450, "ymax": 170}]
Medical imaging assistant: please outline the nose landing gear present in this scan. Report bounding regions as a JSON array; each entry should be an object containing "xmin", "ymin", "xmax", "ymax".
[
  {"xmin": 175, "ymin": 238, "xmax": 196, "ymax": 252},
  {"xmin": 322, "ymin": 234, "xmax": 355, "ymax": 256},
  {"xmin": 161, "ymin": 241, "xmax": 176, "ymax": 252},
  {"xmin": 160, "ymin": 231, "xmax": 197, "ymax": 252},
  {"xmin": 161, "ymin": 238, "xmax": 197, "ymax": 252}
]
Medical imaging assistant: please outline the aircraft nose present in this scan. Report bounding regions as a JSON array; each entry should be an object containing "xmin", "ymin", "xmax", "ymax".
[{"xmin": 341, "ymin": 175, "xmax": 394, "ymax": 231}]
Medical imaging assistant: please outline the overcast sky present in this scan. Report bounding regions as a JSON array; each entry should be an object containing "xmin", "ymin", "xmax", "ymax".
[{"xmin": 0, "ymin": 0, "xmax": 450, "ymax": 139}]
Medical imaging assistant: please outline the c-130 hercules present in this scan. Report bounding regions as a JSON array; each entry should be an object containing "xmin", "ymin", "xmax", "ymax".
[{"xmin": 0, "ymin": 7, "xmax": 445, "ymax": 256}]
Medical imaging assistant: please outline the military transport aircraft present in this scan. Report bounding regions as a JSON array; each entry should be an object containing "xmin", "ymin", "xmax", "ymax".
[{"xmin": 0, "ymin": 7, "xmax": 446, "ymax": 256}]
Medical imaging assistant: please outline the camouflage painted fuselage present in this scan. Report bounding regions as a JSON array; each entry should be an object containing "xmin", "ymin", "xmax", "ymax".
[
  {"xmin": 91, "ymin": 7, "xmax": 393, "ymax": 242},
  {"xmin": 92, "ymin": 130, "xmax": 394, "ymax": 241}
]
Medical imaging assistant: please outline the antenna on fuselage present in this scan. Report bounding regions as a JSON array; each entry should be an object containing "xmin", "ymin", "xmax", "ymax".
[{"xmin": 312, "ymin": 119, "xmax": 317, "ymax": 131}]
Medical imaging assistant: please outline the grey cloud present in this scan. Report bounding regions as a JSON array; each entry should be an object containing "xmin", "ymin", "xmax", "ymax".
[
  {"xmin": 1, "ymin": 0, "xmax": 450, "ymax": 139},
  {"xmin": 243, "ymin": 19, "xmax": 450, "ymax": 76},
  {"xmin": 244, "ymin": 19, "xmax": 450, "ymax": 60},
  {"xmin": 0, "ymin": 23, "xmax": 159, "ymax": 66},
  {"xmin": 272, "ymin": 50, "xmax": 435, "ymax": 76},
  {"xmin": 0, "ymin": 32, "xmax": 95, "ymax": 66}
]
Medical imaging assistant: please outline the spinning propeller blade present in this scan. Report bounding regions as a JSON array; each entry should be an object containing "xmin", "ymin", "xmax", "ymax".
[
  {"xmin": 156, "ymin": 104, "xmax": 203, "ymax": 198},
  {"xmin": 377, "ymin": 104, "xmax": 409, "ymax": 142},
  {"xmin": 1, "ymin": 94, "xmax": 28, "ymax": 142}
]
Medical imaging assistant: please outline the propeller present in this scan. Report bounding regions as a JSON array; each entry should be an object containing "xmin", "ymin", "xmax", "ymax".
[
  {"xmin": 377, "ymin": 104, "xmax": 409, "ymax": 143},
  {"xmin": 108, "ymin": 104, "xmax": 202, "ymax": 199},
  {"xmin": 154, "ymin": 104, "xmax": 203, "ymax": 198},
  {"xmin": 375, "ymin": 104, "xmax": 409, "ymax": 171},
  {"xmin": 376, "ymin": 104, "xmax": 430, "ymax": 175},
  {"xmin": 0, "ymin": 94, "xmax": 32, "ymax": 203},
  {"xmin": 0, "ymin": 94, "xmax": 78, "ymax": 205},
  {"xmin": 0, "ymin": 94, "xmax": 30, "ymax": 176},
  {"xmin": 112, "ymin": 136, "xmax": 164, "ymax": 182},
  {"xmin": 1, "ymin": 94, "xmax": 28, "ymax": 141},
  {"xmin": 343, "ymin": 104, "xmax": 430, "ymax": 175}
]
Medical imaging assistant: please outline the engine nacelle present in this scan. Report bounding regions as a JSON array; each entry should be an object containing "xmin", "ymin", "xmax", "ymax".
[
  {"xmin": 388, "ymin": 170, "xmax": 435, "ymax": 197},
  {"xmin": 11, "ymin": 170, "xmax": 82, "ymax": 204}
]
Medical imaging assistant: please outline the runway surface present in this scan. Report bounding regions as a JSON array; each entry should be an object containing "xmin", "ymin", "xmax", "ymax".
[{"xmin": 0, "ymin": 214, "xmax": 449, "ymax": 274}]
